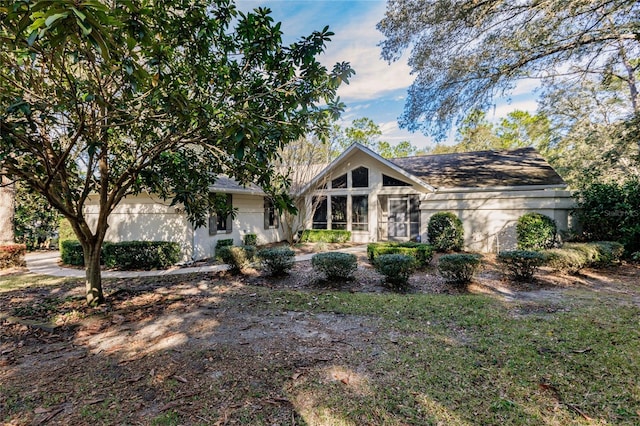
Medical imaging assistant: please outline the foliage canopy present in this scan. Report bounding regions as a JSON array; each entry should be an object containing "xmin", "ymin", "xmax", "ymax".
[
  {"xmin": 0, "ymin": 0, "xmax": 353, "ymax": 304},
  {"xmin": 378, "ymin": 0, "xmax": 640, "ymax": 140}
]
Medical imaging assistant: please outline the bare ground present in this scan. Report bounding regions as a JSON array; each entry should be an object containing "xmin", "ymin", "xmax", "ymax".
[{"xmin": 1, "ymin": 253, "xmax": 639, "ymax": 425}]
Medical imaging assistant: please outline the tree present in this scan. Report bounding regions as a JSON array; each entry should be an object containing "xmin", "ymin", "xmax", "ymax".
[
  {"xmin": 331, "ymin": 117, "xmax": 418, "ymax": 158},
  {"xmin": 0, "ymin": 176, "xmax": 14, "ymax": 244},
  {"xmin": 14, "ymin": 182, "xmax": 60, "ymax": 250},
  {"xmin": 378, "ymin": 0, "xmax": 640, "ymax": 141},
  {"xmin": 274, "ymin": 135, "xmax": 331, "ymax": 244},
  {"xmin": 0, "ymin": 1, "xmax": 353, "ymax": 305},
  {"xmin": 539, "ymin": 76, "xmax": 639, "ymax": 186},
  {"xmin": 426, "ymin": 110, "xmax": 552, "ymax": 155}
]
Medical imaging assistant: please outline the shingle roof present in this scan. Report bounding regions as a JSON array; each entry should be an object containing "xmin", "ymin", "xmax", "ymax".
[
  {"xmin": 210, "ymin": 176, "xmax": 264, "ymax": 194},
  {"xmin": 389, "ymin": 147, "xmax": 566, "ymax": 189}
]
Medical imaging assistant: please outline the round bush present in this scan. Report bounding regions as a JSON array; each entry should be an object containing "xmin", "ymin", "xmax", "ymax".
[
  {"xmin": 516, "ymin": 213, "xmax": 557, "ymax": 251},
  {"xmin": 312, "ymin": 252, "xmax": 357, "ymax": 281},
  {"xmin": 437, "ymin": 253, "xmax": 482, "ymax": 285},
  {"xmin": 258, "ymin": 246, "xmax": 295, "ymax": 276},
  {"xmin": 374, "ymin": 253, "xmax": 416, "ymax": 292},
  {"xmin": 497, "ymin": 250, "xmax": 546, "ymax": 282},
  {"xmin": 428, "ymin": 212, "xmax": 464, "ymax": 252}
]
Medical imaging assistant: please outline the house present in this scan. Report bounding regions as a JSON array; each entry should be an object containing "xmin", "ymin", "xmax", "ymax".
[
  {"xmin": 86, "ymin": 143, "xmax": 574, "ymax": 260},
  {"xmin": 84, "ymin": 176, "xmax": 284, "ymax": 261},
  {"xmin": 299, "ymin": 143, "xmax": 574, "ymax": 252}
]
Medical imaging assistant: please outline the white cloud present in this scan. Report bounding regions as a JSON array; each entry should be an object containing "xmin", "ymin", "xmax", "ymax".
[
  {"xmin": 489, "ymin": 99, "xmax": 539, "ymax": 120},
  {"xmin": 320, "ymin": 3, "xmax": 415, "ymax": 101}
]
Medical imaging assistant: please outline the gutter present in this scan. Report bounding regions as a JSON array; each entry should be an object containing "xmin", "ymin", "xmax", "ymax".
[{"xmin": 434, "ymin": 184, "xmax": 568, "ymax": 193}]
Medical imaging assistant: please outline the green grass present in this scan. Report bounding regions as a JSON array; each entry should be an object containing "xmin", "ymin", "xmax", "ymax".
[
  {"xmin": 268, "ymin": 290, "xmax": 640, "ymax": 425},
  {"xmin": 1, "ymin": 271, "xmax": 639, "ymax": 425},
  {"xmin": 0, "ymin": 273, "xmax": 79, "ymax": 293}
]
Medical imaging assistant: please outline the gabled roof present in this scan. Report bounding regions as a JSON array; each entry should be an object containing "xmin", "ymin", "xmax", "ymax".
[
  {"xmin": 299, "ymin": 143, "xmax": 435, "ymax": 194},
  {"xmin": 390, "ymin": 147, "xmax": 566, "ymax": 189}
]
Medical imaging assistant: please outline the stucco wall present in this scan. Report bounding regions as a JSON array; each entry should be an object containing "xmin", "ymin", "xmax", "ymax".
[
  {"xmin": 420, "ymin": 189, "xmax": 575, "ymax": 252},
  {"xmin": 86, "ymin": 193, "xmax": 285, "ymax": 261},
  {"xmin": 85, "ymin": 194, "xmax": 194, "ymax": 261},
  {"xmin": 192, "ymin": 193, "xmax": 284, "ymax": 260}
]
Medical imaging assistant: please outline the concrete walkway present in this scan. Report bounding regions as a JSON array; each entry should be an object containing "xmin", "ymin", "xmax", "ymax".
[{"xmin": 25, "ymin": 245, "xmax": 367, "ymax": 279}]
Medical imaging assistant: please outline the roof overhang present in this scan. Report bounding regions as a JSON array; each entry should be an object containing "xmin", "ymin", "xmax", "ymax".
[{"xmin": 299, "ymin": 143, "xmax": 436, "ymax": 194}]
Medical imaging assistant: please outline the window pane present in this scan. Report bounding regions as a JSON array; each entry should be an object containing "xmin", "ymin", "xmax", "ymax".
[
  {"xmin": 331, "ymin": 174, "xmax": 347, "ymax": 189},
  {"xmin": 382, "ymin": 174, "xmax": 411, "ymax": 187},
  {"xmin": 352, "ymin": 195, "xmax": 368, "ymax": 231},
  {"xmin": 331, "ymin": 196, "xmax": 347, "ymax": 230},
  {"xmin": 312, "ymin": 197, "xmax": 327, "ymax": 229},
  {"xmin": 352, "ymin": 167, "xmax": 368, "ymax": 188}
]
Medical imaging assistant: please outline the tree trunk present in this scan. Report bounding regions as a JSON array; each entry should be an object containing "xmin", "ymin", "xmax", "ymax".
[
  {"xmin": 0, "ymin": 176, "xmax": 15, "ymax": 244},
  {"xmin": 84, "ymin": 242, "xmax": 104, "ymax": 306}
]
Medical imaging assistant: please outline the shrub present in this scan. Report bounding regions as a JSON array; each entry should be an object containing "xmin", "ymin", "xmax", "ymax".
[
  {"xmin": 367, "ymin": 242, "xmax": 433, "ymax": 267},
  {"xmin": 102, "ymin": 241, "xmax": 180, "ymax": 270},
  {"xmin": 590, "ymin": 241, "xmax": 624, "ymax": 266},
  {"xmin": 312, "ymin": 252, "xmax": 358, "ymax": 281},
  {"xmin": 218, "ymin": 245, "xmax": 251, "ymax": 274},
  {"xmin": 243, "ymin": 233, "xmax": 258, "ymax": 246},
  {"xmin": 0, "ymin": 244, "xmax": 27, "ymax": 269},
  {"xmin": 542, "ymin": 247, "xmax": 588, "ymax": 274},
  {"xmin": 258, "ymin": 246, "xmax": 295, "ymax": 276},
  {"xmin": 497, "ymin": 250, "xmax": 546, "ymax": 282},
  {"xmin": 300, "ymin": 229, "xmax": 351, "ymax": 243},
  {"xmin": 543, "ymin": 241, "xmax": 624, "ymax": 273},
  {"xmin": 374, "ymin": 253, "xmax": 416, "ymax": 292},
  {"xmin": 574, "ymin": 179, "xmax": 640, "ymax": 254},
  {"xmin": 516, "ymin": 213, "xmax": 557, "ymax": 250},
  {"xmin": 60, "ymin": 240, "xmax": 84, "ymax": 266},
  {"xmin": 438, "ymin": 253, "xmax": 482, "ymax": 285},
  {"xmin": 215, "ymin": 238, "xmax": 234, "ymax": 259},
  {"xmin": 428, "ymin": 212, "xmax": 464, "ymax": 252}
]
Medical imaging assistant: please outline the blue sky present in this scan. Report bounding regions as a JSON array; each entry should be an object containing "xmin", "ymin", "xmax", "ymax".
[{"xmin": 236, "ymin": 0, "xmax": 539, "ymax": 149}]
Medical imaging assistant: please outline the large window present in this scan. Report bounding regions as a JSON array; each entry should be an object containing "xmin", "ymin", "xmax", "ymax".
[
  {"xmin": 331, "ymin": 174, "xmax": 347, "ymax": 189},
  {"xmin": 208, "ymin": 193, "xmax": 232, "ymax": 235},
  {"xmin": 351, "ymin": 167, "xmax": 369, "ymax": 188},
  {"xmin": 352, "ymin": 195, "xmax": 368, "ymax": 231},
  {"xmin": 331, "ymin": 196, "xmax": 347, "ymax": 230},
  {"xmin": 312, "ymin": 197, "xmax": 327, "ymax": 229},
  {"xmin": 383, "ymin": 174, "xmax": 411, "ymax": 187}
]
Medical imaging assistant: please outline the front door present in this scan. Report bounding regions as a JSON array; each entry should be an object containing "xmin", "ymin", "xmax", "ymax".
[{"xmin": 388, "ymin": 198, "xmax": 408, "ymax": 240}]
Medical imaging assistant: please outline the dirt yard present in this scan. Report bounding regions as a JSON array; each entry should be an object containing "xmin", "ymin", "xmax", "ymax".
[{"xmin": 1, "ymin": 254, "xmax": 639, "ymax": 425}]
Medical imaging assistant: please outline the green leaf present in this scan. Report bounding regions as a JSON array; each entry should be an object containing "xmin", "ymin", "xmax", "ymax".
[{"xmin": 44, "ymin": 12, "xmax": 69, "ymax": 28}]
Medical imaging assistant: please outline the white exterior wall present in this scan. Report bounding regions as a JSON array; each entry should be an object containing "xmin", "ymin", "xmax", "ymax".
[
  {"xmin": 85, "ymin": 195, "xmax": 193, "ymax": 261},
  {"xmin": 420, "ymin": 189, "xmax": 575, "ymax": 252},
  {"xmin": 192, "ymin": 193, "xmax": 284, "ymax": 260},
  {"xmin": 86, "ymin": 193, "xmax": 285, "ymax": 261}
]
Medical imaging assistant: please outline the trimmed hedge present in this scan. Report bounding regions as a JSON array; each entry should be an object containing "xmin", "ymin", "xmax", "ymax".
[
  {"xmin": 258, "ymin": 246, "xmax": 295, "ymax": 276},
  {"xmin": 312, "ymin": 252, "xmax": 358, "ymax": 281},
  {"xmin": 428, "ymin": 212, "xmax": 464, "ymax": 252},
  {"xmin": 218, "ymin": 245, "xmax": 252, "ymax": 274},
  {"xmin": 243, "ymin": 233, "xmax": 257, "ymax": 246},
  {"xmin": 300, "ymin": 229, "xmax": 351, "ymax": 243},
  {"xmin": 543, "ymin": 241, "xmax": 624, "ymax": 273},
  {"xmin": 60, "ymin": 240, "xmax": 84, "ymax": 266},
  {"xmin": 0, "ymin": 244, "xmax": 27, "ymax": 269},
  {"xmin": 215, "ymin": 238, "xmax": 234, "ymax": 259},
  {"xmin": 60, "ymin": 240, "xmax": 181, "ymax": 270},
  {"xmin": 517, "ymin": 212, "xmax": 557, "ymax": 251},
  {"xmin": 497, "ymin": 250, "xmax": 546, "ymax": 282},
  {"xmin": 367, "ymin": 242, "xmax": 433, "ymax": 267},
  {"xmin": 374, "ymin": 253, "xmax": 416, "ymax": 292},
  {"xmin": 437, "ymin": 253, "xmax": 482, "ymax": 285},
  {"xmin": 102, "ymin": 241, "xmax": 180, "ymax": 270}
]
